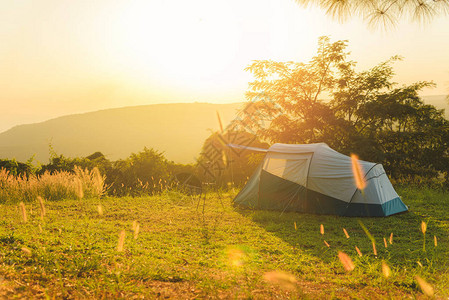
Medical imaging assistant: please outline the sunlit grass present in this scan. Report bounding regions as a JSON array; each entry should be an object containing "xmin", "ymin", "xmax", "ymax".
[
  {"xmin": 0, "ymin": 186, "xmax": 447, "ymax": 298},
  {"xmin": 0, "ymin": 166, "xmax": 105, "ymax": 203}
]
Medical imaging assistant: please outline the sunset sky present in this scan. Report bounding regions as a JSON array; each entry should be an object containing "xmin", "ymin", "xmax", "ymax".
[{"xmin": 1, "ymin": 0, "xmax": 449, "ymax": 133}]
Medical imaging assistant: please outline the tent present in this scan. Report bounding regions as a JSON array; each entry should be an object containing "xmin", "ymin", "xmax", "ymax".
[{"xmin": 232, "ymin": 143, "xmax": 407, "ymax": 217}]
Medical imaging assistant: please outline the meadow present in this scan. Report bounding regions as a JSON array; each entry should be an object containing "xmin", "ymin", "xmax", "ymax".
[{"xmin": 0, "ymin": 186, "xmax": 448, "ymax": 299}]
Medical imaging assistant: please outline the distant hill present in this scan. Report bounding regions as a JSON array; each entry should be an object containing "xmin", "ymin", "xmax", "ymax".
[
  {"xmin": 0, "ymin": 95, "xmax": 446, "ymax": 164},
  {"xmin": 0, "ymin": 103, "xmax": 243, "ymax": 164}
]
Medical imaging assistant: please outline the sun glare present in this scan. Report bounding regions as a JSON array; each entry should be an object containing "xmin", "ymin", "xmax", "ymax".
[
  {"xmin": 110, "ymin": 0, "xmax": 240, "ymax": 86},
  {"xmin": 83, "ymin": 0, "xmax": 323, "ymax": 96}
]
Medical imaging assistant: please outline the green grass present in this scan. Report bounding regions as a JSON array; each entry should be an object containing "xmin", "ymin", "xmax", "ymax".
[{"xmin": 0, "ymin": 187, "xmax": 448, "ymax": 298}]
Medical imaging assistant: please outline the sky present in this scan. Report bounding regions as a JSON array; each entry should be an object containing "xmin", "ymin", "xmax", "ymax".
[{"xmin": 1, "ymin": 0, "xmax": 449, "ymax": 133}]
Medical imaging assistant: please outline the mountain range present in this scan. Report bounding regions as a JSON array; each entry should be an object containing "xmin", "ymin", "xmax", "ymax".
[
  {"xmin": 0, "ymin": 95, "xmax": 447, "ymax": 164},
  {"xmin": 0, "ymin": 103, "xmax": 243, "ymax": 164}
]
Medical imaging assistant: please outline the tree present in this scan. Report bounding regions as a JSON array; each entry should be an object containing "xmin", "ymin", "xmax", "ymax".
[
  {"xmin": 296, "ymin": 0, "xmax": 449, "ymax": 28},
  {"xmin": 243, "ymin": 37, "xmax": 350, "ymax": 147},
  {"xmin": 243, "ymin": 37, "xmax": 449, "ymax": 181},
  {"xmin": 108, "ymin": 147, "xmax": 172, "ymax": 196}
]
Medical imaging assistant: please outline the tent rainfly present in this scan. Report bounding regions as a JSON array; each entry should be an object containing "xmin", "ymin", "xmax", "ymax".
[{"xmin": 232, "ymin": 143, "xmax": 408, "ymax": 217}]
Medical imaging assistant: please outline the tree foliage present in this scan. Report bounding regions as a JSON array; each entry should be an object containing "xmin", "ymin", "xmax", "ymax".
[
  {"xmin": 36, "ymin": 147, "xmax": 192, "ymax": 196},
  {"xmin": 243, "ymin": 37, "xmax": 449, "ymax": 182},
  {"xmin": 296, "ymin": 0, "xmax": 449, "ymax": 28}
]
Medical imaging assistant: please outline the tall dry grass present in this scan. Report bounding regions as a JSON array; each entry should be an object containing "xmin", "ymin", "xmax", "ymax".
[{"xmin": 0, "ymin": 166, "xmax": 105, "ymax": 203}]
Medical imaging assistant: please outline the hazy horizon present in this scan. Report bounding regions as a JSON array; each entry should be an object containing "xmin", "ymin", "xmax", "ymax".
[
  {"xmin": 1, "ymin": 94, "xmax": 447, "ymax": 134},
  {"xmin": 2, "ymin": 0, "xmax": 449, "ymax": 134}
]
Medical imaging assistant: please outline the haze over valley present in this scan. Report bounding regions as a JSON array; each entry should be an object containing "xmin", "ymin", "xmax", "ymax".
[
  {"xmin": 0, "ymin": 95, "xmax": 446, "ymax": 165},
  {"xmin": 0, "ymin": 102, "xmax": 241, "ymax": 164}
]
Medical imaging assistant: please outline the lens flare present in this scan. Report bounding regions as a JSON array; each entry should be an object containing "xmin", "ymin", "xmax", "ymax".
[
  {"xmin": 263, "ymin": 271, "xmax": 297, "ymax": 290},
  {"xmin": 227, "ymin": 247, "xmax": 245, "ymax": 267}
]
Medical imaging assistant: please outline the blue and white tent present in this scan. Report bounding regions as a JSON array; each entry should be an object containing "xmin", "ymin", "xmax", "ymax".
[{"xmin": 232, "ymin": 143, "xmax": 408, "ymax": 217}]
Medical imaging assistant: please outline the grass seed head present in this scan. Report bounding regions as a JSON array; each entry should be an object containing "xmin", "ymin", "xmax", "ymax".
[
  {"xmin": 294, "ymin": 222, "xmax": 297, "ymax": 230},
  {"xmin": 389, "ymin": 232, "xmax": 393, "ymax": 244},
  {"xmin": 381, "ymin": 261, "xmax": 391, "ymax": 278},
  {"xmin": 415, "ymin": 276, "xmax": 434, "ymax": 297},
  {"xmin": 343, "ymin": 228, "xmax": 349, "ymax": 238},
  {"xmin": 21, "ymin": 247, "xmax": 32, "ymax": 256},
  {"xmin": 37, "ymin": 196, "xmax": 46, "ymax": 219},
  {"xmin": 97, "ymin": 204, "xmax": 103, "ymax": 216},
  {"xmin": 434, "ymin": 235, "xmax": 437, "ymax": 247},
  {"xmin": 132, "ymin": 221, "xmax": 140, "ymax": 239},
  {"xmin": 76, "ymin": 178, "xmax": 84, "ymax": 199},
  {"xmin": 320, "ymin": 224, "xmax": 324, "ymax": 235},
  {"xmin": 351, "ymin": 154, "xmax": 367, "ymax": 190},
  {"xmin": 338, "ymin": 251, "xmax": 355, "ymax": 272},
  {"xmin": 355, "ymin": 246, "xmax": 362, "ymax": 257},
  {"xmin": 383, "ymin": 237, "xmax": 388, "ymax": 248},
  {"xmin": 263, "ymin": 271, "xmax": 297, "ymax": 291},
  {"xmin": 19, "ymin": 202, "xmax": 27, "ymax": 223},
  {"xmin": 421, "ymin": 221, "xmax": 427, "ymax": 234},
  {"xmin": 117, "ymin": 230, "xmax": 126, "ymax": 252},
  {"xmin": 324, "ymin": 240, "xmax": 330, "ymax": 247},
  {"xmin": 372, "ymin": 241, "xmax": 377, "ymax": 256}
]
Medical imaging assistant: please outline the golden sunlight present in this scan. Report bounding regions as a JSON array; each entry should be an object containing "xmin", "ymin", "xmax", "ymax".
[{"xmin": 110, "ymin": 0, "xmax": 240, "ymax": 85}]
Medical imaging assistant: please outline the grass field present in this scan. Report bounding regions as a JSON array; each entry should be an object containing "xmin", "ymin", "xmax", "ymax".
[{"xmin": 0, "ymin": 187, "xmax": 448, "ymax": 299}]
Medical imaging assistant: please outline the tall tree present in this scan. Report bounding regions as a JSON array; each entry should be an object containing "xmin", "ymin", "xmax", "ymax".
[{"xmin": 243, "ymin": 37, "xmax": 449, "ymax": 181}]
